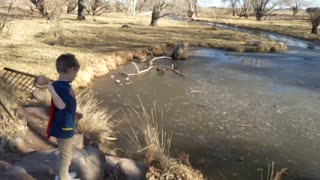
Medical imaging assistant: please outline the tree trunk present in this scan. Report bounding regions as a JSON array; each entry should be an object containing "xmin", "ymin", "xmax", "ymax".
[
  {"xmin": 132, "ymin": 0, "xmax": 136, "ymax": 16},
  {"xmin": 188, "ymin": 0, "xmax": 196, "ymax": 19},
  {"xmin": 194, "ymin": 2, "xmax": 197, "ymax": 17},
  {"xmin": 78, "ymin": 0, "xmax": 86, "ymax": 20},
  {"xmin": 150, "ymin": 6, "xmax": 161, "ymax": 26},
  {"xmin": 30, "ymin": 0, "xmax": 48, "ymax": 17},
  {"xmin": 292, "ymin": 8, "xmax": 298, "ymax": 17},
  {"xmin": 233, "ymin": 9, "xmax": 236, "ymax": 16},
  {"xmin": 92, "ymin": 0, "xmax": 97, "ymax": 16},
  {"xmin": 256, "ymin": 13, "xmax": 263, "ymax": 21},
  {"xmin": 311, "ymin": 23, "xmax": 319, "ymax": 34}
]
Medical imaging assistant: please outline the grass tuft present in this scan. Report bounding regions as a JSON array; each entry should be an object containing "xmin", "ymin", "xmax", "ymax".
[
  {"xmin": 76, "ymin": 88, "xmax": 116, "ymax": 154},
  {"xmin": 125, "ymin": 97, "xmax": 204, "ymax": 180}
]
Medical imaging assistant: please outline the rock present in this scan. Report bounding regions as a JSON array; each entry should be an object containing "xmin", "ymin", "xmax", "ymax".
[
  {"xmin": 72, "ymin": 146, "xmax": 106, "ymax": 180},
  {"xmin": 105, "ymin": 156, "xmax": 148, "ymax": 180},
  {"xmin": 0, "ymin": 161, "xmax": 12, "ymax": 172},
  {"xmin": 245, "ymin": 40, "xmax": 262, "ymax": 46},
  {"xmin": 11, "ymin": 137, "xmax": 24, "ymax": 149},
  {"xmin": 172, "ymin": 43, "xmax": 188, "ymax": 60},
  {"xmin": 121, "ymin": 24, "xmax": 130, "ymax": 28},
  {"xmin": 7, "ymin": 146, "xmax": 106, "ymax": 180},
  {"xmin": 5, "ymin": 146, "xmax": 147, "ymax": 180}
]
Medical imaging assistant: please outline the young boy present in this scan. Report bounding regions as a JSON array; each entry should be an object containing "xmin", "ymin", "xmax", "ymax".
[{"xmin": 39, "ymin": 54, "xmax": 80, "ymax": 180}]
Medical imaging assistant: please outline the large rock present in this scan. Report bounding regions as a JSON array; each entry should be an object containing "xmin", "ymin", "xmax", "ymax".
[
  {"xmin": 105, "ymin": 156, "xmax": 148, "ymax": 180},
  {"xmin": 3, "ymin": 146, "xmax": 148, "ymax": 180},
  {"xmin": 172, "ymin": 43, "xmax": 189, "ymax": 60},
  {"xmin": 5, "ymin": 146, "xmax": 106, "ymax": 180},
  {"xmin": 72, "ymin": 146, "xmax": 106, "ymax": 180}
]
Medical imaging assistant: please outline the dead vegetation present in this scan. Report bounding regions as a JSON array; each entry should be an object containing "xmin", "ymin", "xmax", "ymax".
[
  {"xmin": 262, "ymin": 161, "xmax": 287, "ymax": 180},
  {"xmin": 125, "ymin": 99, "xmax": 204, "ymax": 180},
  {"xmin": 0, "ymin": 80, "xmax": 28, "ymax": 152},
  {"xmin": 76, "ymin": 88, "xmax": 116, "ymax": 155}
]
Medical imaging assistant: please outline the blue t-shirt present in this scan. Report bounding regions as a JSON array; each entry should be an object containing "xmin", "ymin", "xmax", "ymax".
[{"xmin": 50, "ymin": 81, "xmax": 76, "ymax": 139}]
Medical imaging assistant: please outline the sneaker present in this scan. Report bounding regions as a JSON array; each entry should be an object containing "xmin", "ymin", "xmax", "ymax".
[
  {"xmin": 54, "ymin": 172, "xmax": 79, "ymax": 180},
  {"xmin": 69, "ymin": 172, "xmax": 77, "ymax": 179}
]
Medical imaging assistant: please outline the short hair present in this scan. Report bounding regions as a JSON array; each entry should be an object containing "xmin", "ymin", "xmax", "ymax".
[{"xmin": 56, "ymin": 53, "xmax": 80, "ymax": 73}]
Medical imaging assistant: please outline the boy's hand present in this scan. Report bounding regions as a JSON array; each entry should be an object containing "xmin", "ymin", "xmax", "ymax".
[
  {"xmin": 76, "ymin": 112, "xmax": 83, "ymax": 120},
  {"xmin": 34, "ymin": 75, "xmax": 51, "ymax": 89},
  {"xmin": 70, "ymin": 89, "xmax": 76, "ymax": 97}
]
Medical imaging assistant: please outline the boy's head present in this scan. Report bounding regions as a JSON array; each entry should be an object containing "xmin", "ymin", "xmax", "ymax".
[{"xmin": 56, "ymin": 53, "xmax": 80, "ymax": 82}]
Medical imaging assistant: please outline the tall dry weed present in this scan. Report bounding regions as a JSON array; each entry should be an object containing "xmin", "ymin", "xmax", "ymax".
[
  {"xmin": 124, "ymin": 97, "xmax": 204, "ymax": 180},
  {"xmin": 76, "ymin": 88, "xmax": 116, "ymax": 154},
  {"xmin": 0, "ymin": 80, "xmax": 27, "ymax": 152}
]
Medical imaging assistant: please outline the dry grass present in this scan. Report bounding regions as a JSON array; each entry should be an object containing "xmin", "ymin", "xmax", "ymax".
[
  {"xmin": 259, "ymin": 161, "xmax": 287, "ymax": 180},
  {"xmin": 76, "ymin": 88, "xmax": 116, "ymax": 154},
  {"xmin": 0, "ymin": 80, "xmax": 28, "ymax": 152},
  {"xmin": 125, "ymin": 98, "xmax": 204, "ymax": 180},
  {"xmin": 196, "ymin": 13, "xmax": 320, "ymax": 42}
]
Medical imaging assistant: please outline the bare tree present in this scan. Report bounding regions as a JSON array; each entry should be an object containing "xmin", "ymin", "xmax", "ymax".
[
  {"xmin": 187, "ymin": 0, "xmax": 197, "ymax": 19},
  {"xmin": 128, "ymin": 0, "xmax": 137, "ymax": 15},
  {"xmin": 136, "ymin": 0, "xmax": 148, "ymax": 12},
  {"xmin": 251, "ymin": 0, "xmax": 277, "ymax": 21},
  {"xmin": 115, "ymin": 0, "xmax": 128, "ymax": 12},
  {"xmin": 30, "ymin": 0, "xmax": 48, "ymax": 17},
  {"xmin": 150, "ymin": 0, "xmax": 169, "ymax": 26},
  {"xmin": 46, "ymin": 0, "xmax": 68, "ymax": 21},
  {"xmin": 306, "ymin": 7, "xmax": 320, "ymax": 34},
  {"xmin": 222, "ymin": 0, "xmax": 238, "ymax": 16},
  {"xmin": 0, "ymin": 0, "xmax": 13, "ymax": 34},
  {"xmin": 90, "ymin": 0, "xmax": 111, "ymax": 15},
  {"xmin": 237, "ymin": 0, "xmax": 251, "ymax": 18},
  {"xmin": 78, "ymin": 0, "xmax": 86, "ymax": 20},
  {"xmin": 281, "ymin": 0, "xmax": 311, "ymax": 16}
]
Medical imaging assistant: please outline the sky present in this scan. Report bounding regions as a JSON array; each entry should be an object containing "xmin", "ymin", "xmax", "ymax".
[{"xmin": 198, "ymin": 0, "xmax": 320, "ymax": 7}]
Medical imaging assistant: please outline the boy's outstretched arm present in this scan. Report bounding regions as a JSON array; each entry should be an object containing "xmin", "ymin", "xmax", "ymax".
[{"xmin": 47, "ymin": 83, "xmax": 66, "ymax": 110}]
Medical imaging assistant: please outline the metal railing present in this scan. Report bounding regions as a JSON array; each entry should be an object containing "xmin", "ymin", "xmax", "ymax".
[{"xmin": 1, "ymin": 67, "xmax": 38, "ymax": 91}]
